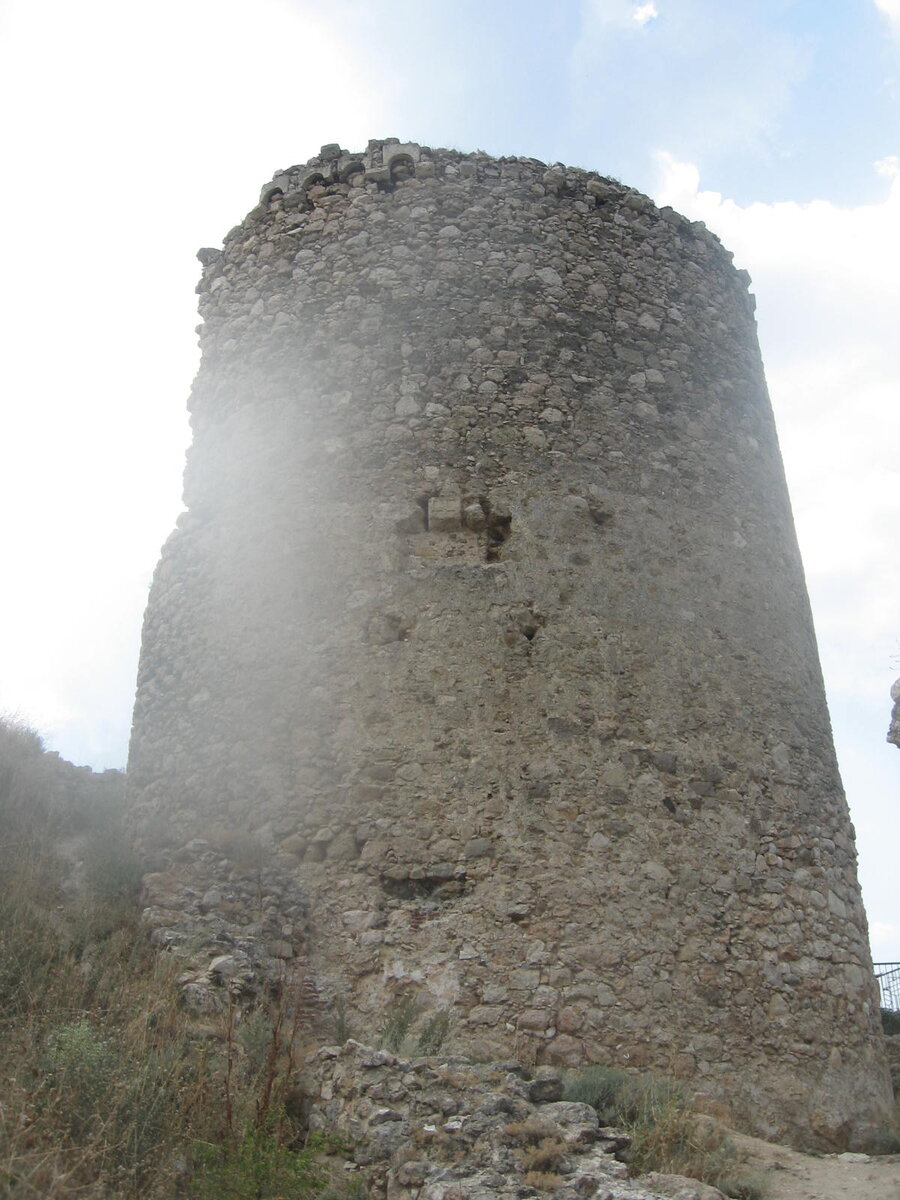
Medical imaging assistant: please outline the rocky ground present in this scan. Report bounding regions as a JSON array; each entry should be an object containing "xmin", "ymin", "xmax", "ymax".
[
  {"xmin": 297, "ymin": 1041, "xmax": 900, "ymax": 1200},
  {"xmin": 729, "ymin": 1131, "xmax": 900, "ymax": 1200}
]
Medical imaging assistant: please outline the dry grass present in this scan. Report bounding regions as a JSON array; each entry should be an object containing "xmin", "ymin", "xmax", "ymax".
[
  {"xmin": 503, "ymin": 1117, "xmax": 560, "ymax": 1145},
  {"xmin": 522, "ymin": 1137, "xmax": 566, "ymax": 1172},
  {"xmin": 522, "ymin": 1169, "xmax": 563, "ymax": 1191},
  {"xmin": 563, "ymin": 1065, "xmax": 768, "ymax": 1199},
  {"xmin": 0, "ymin": 716, "xmax": 342, "ymax": 1200}
]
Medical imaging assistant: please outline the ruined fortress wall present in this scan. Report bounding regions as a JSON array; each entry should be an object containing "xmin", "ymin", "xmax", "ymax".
[{"xmin": 128, "ymin": 140, "xmax": 890, "ymax": 1145}]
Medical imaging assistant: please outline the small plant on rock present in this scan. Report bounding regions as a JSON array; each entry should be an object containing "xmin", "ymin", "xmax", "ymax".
[
  {"xmin": 331, "ymin": 995, "xmax": 354, "ymax": 1045},
  {"xmin": 416, "ymin": 1007, "xmax": 451, "ymax": 1053},
  {"xmin": 379, "ymin": 993, "xmax": 419, "ymax": 1052}
]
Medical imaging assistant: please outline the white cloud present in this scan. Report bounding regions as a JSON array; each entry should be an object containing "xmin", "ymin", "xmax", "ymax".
[
  {"xmin": 0, "ymin": 0, "xmax": 389, "ymax": 766},
  {"xmin": 651, "ymin": 151, "xmax": 900, "ymax": 643},
  {"xmin": 572, "ymin": 1, "xmax": 809, "ymax": 164},
  {"xmin": 870, "ymin": 925, "xmax": 900, "ymax": 964},
  {"xmin": 874, "ymin": 0, "xmax": 900, "ymax": 25},
  {"xmin": 581, "ymin": 0, "xmax": 651, "ymax": 29},
  {"xmin": 653, "ymin": 151, "xmax": 900, "ymax": 957},
  {"xmin": 633, "ymin": 3, "xmax": 659, "ymax": 26}
]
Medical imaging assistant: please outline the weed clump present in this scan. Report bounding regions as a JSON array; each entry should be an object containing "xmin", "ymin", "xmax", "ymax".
[
  {"xmin": 379, "ymin": 993, "xmax": 420, "ymax": 1052},
  {"xmin": 191, "ymin": 1117, "xmax": 323, "ymax": 1200},
  {"xmin": 417, "ymin": 1007, "xmax": 452, "ymax": 1053},
  {"xmin": 563, "ymin": 1064, "xmax": 767, "ymax": 1199}
]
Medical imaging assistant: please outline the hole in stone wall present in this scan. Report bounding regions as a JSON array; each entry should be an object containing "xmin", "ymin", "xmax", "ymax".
[
  {"xmin": 339, "ymin": 161, "xmax": 365, "ymax": 183},
  {"xmin": 380, "ymin": 873, "xmax": 466, "ymax": 901},
  {"xmin": 505, "ymin": 607, "xmax": 546, "ymax": 647},
  {"xmin": 388, "ymin": 154, "xmax": 416, "ymax": 185},
  {"xmin": 484, "ymin": 505, "xmax": 512, "ymax": 562},
  {"xmin": 366, "ymin": 613, "xmax": 414, "ymax": 644},
  {"xmin": 300, "ymin": 173, "xmax": 328, "ymax": 210},
  {"xmin": 589, "ymin": 503, "xmax": 613, "ymax": 527},
  {"xmin": 394, "ymin": 498, "xmax": 429, "ymax": 535},
  {"xmin": 262, "ymin": 186, "xmax": 284, "ymax": 207}
]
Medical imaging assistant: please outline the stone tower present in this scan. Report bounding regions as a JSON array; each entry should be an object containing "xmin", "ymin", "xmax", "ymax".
[{"xmin": 128, "ymin": 140, "xmax": 890, "ymax": 1146}]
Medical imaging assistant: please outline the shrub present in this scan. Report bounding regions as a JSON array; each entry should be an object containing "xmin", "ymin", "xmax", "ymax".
[
  {"xmin": 523, "ymin": 1136, "xmax": 566, "ymax": 1172},
  {"xmin": 523, "ymin": 1169, "xmax": 562, "ymax": 1191},
  {"xmin": 190, "ymin": 1116, "xmax": 323, "ymax": 1199},
  {"xmin": 43, "ymin": 1019, "xmax": 118, "ymax": 1140},
  {"xmin": 562, "ymin": 1063, "xmax": 636, "ymax": 1123},
  {"xmin": 563, "ymin": 1066, "xmax": 767, "ymax": 1200}
]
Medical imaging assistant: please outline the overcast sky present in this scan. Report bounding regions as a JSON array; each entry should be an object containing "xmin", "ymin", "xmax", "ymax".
[{"xmin": 0, "ymin": 0, "xmax": 897, "ymax": 955}]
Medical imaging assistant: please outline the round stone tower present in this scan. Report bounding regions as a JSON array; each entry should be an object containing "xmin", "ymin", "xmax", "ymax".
[{"xmin": 128, "ymin": 139, "xmax": 890, "ymax": 1146}]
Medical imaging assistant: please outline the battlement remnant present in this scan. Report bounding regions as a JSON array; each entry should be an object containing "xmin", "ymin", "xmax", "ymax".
[{"xmin": 127, "ymin": 141, "xmax": 891, "ymax": 1148}]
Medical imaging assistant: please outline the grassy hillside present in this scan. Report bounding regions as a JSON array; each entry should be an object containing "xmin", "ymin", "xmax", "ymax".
[{"xmin": 0, "ymin": 717, "xmax": 337, "ymax": 1199}]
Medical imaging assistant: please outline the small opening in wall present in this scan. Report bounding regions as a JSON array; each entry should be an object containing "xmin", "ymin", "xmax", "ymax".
[
  {"xmin": 301, "ymin": 173, "xmax": 328, "ymax": 207},
  {"xmin": 589, "ymin": 503, "xmax": 613, "ymax": 528},
  {"xmin": 417, "ymin": 495, "xmax": 430, "ymax": 531},
  {"xmin": 380, "ymin": 873, "xmax": 466, "ymax": 901},
  {"xmin": 340, "ymin": 161, "xmax": 365, "ymax": 183},
  {"xmin": 485, "ymin": 508, "xmax": 512, "ymax": 562},
  {"xmin": 388, "ymin": 154, "xmax": 416, "ymax": 185},
  {"xmin": 262, "ymin": 187, "xmax": 284, "ymax": 207}
]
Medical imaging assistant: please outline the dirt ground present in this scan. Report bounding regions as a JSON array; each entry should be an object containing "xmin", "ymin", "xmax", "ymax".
[{"xmin": 730, "ymin": 1130, "xmax": 900, "ymax": 1200}]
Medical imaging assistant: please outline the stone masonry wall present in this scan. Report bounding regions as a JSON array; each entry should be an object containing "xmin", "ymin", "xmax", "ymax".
[{"xmin": 127, "ymin": 140, "xmax": 891, "ymax": 1147}]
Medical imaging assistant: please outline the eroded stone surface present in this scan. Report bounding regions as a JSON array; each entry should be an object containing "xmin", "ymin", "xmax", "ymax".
[
  {"xmin": 127, "ymin": 139, "xmax": 890, "ymax": 1147},
  {"xmin": 302, "ymin": 1041, "xmax": 689, "ymax": 1200}
]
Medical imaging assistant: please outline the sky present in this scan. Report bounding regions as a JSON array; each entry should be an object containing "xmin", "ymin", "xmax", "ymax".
[{"xmin": 0, "ymin": 0, "xmax": 898, "ymax": 954}]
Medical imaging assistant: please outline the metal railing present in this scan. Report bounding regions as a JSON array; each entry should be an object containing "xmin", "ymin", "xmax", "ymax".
[{"xmin": 874, "ymin": 962, "xmax": 900, "ymax": 1011}]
